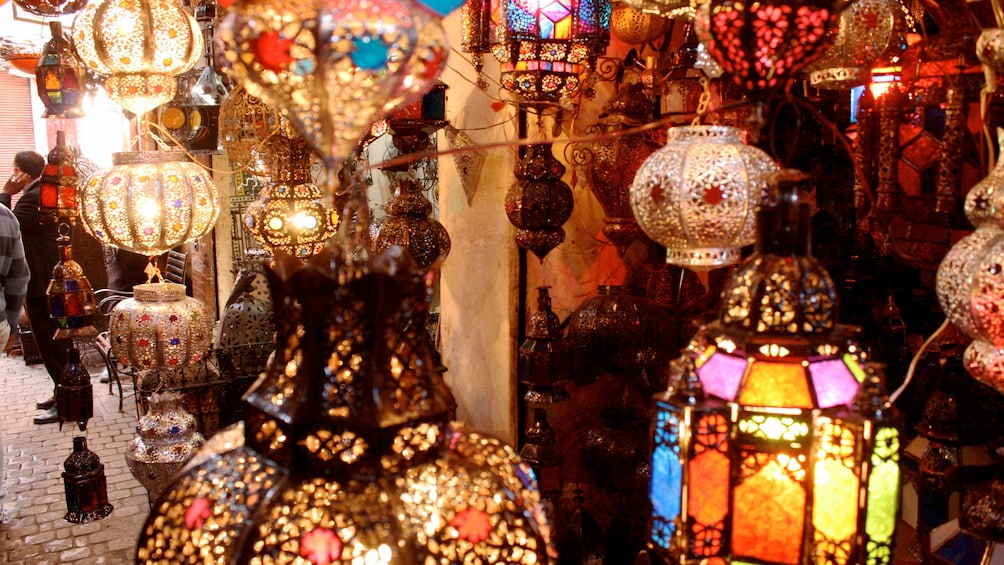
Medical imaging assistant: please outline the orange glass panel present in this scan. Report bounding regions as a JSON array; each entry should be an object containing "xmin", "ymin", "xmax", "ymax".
[
  {"xmin": 732, "ymin": 457, "xmax": 806, "ymax": 565},
  {"xmin": 689, "ymin": 449, "xmax": 730, "ymax": 526},
  {"xmin": 738, "ymin": 361, "xmax": 812, "ymax": 408}
]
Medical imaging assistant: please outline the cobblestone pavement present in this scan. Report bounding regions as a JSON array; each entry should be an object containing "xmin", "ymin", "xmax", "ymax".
[{"xmin": 0, "ymin": 345, "xmax": 147, "ymax": 564}]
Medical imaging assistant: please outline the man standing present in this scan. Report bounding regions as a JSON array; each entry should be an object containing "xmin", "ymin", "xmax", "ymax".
[{"xmin": 2, "ymin": 151, "xmax": 67, "ymax": 425}]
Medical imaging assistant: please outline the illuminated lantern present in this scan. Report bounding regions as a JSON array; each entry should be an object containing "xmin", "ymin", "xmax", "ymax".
[
  {"xmin": 14, "ymin": 0, "xmax": 86, "ymax": 17},
  {"xmin": 71, "ymin": 0, "xmax": 204, "ymax": 116},
  {"xmin": 648, "ymin": 170, "xmax": 902, "ymax": 565},
  {"xmin": 802, "ymin": 0, "xmax": 897, "ymax": 90},
  {"xmin": 46, "ymin": 233, "xmax": 98, "ymax": 340},
  {"xmin": 35, "ymin": 22, "xmax": 86, "ymax": 119},
  {"xmin": 39, "ymin": 131, "xmax": 81, "ymax": 224},
  {"xmin": 80, "ymin": 150, "xmax": 219, "ymax": 256}
]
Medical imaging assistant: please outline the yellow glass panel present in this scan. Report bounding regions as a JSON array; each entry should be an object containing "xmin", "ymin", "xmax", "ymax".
[
  {"xmin": 812, "ymin": 458, "xmax": 859, "ymax": 544},
  {"xmin": 739, "ymin": 361, "xmax": 812, "ymax": 408},
  {"xmin": 732, "ymin": 457, "xmax": 806, "ymax": 565},
  {"xmin": 844, "ymin": 353, "xmax": 866, "ymax": 383},
  {"xmin": 554, "ymin": 17, "xmax": 572, "ymax": 39},
  {"xmin": 161, "ymin": 107, "xmax": 186, "ymax": 130}
]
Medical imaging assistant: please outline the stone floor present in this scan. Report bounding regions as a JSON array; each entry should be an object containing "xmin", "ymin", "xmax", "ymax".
[{"xmin": 0, "ymin": 343, "xmax": 148, "ymax": 564}]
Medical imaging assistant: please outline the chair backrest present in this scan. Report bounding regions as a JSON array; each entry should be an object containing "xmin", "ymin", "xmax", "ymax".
[{"xmin": 165, "ymin": 250, "xmax": 187, "ymax": 285}]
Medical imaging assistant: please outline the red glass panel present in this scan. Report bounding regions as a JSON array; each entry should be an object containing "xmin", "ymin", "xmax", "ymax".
[{"xmin": 689, "ymin": 448, "xmax": 729, "ymax": 527}]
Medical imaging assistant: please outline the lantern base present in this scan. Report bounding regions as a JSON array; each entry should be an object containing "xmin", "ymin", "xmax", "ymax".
[
  {"xmin": 65, "ymin": 502, "xmax": 113, "ymax": 524},
  {"xmin": 808, "ymin": 67, "xmax": 870, "ymax": 90},
  {"xmin": 666, "ymin": 246, "xmax": 740, "ymax": 270}
]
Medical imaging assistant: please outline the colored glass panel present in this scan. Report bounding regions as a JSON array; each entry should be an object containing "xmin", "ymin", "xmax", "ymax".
[
  {"xmin": 808, "ymin": 358, "xmax": 859, "ymax": 408},
  {"xmin": 688, "ymin": 449, "xmax": 730, "ymax": 528},
  {"xmin": 650, "ymin": 408, "xmax": 682, "ymax": 549},
  {"xmin": 844, "ymin": 353, "xmax": 866, "ymax": 382},
  {"xmin": 739, "ymin": 361, "xmax": 812, "ymax": 408},
  {"xmin": 865, "ymin": 427, "xmax": 900, "ymax": 545},
  {"xmin": 697, "ymin": 350, "xmax": 747, "ymax": 401},
  {"xmin": 935, "ymin": 532, "xmax": 987, "ymax": 564},
  {"xmin": 738, "ymin": 414, "xmax": 809, "ymax": 442},
  {"xmin": 813, "ymin": 458, "xmax": 859, "ymax": 549},
  {"xmin": 732, "ymin": 456, "xmax": 806, "ymax": 565}
]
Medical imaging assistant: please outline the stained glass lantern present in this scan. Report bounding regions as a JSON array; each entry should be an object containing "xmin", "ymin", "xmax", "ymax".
[
  {"xmin": 647, "ymin": 170, "xmax": 902, "ymax": 565},
  {"xmin": 71, "ymin": 0, "xmax": 203, "ymax": 116},
  {"xmin": 14, "ymin": 0, "xmax": 86, "ymax": 17},
  {"xmin": 62, "ymin": 436, "xmax": 114, "ymax": 524},
  {"xmin": 126, "ymin": 392, "xmax": 206, "ymax": 500},
  {"xmin": 46, "ymin": 233, "xmax": 98, "ymax": 340},
  {"xmin": 576, "ymin": 82, "xmax": 660, "ymax": 258},
  {"xmin": 136, "ymin": 245, "xmax": 556, "ymax": 564},
  {"xmin": 802, "ymin": 0, "xmax": 897, "ymax": 90},
  {"xmin": 35, "ymin": 22, "xmax": 85, "ymax": 119},
  {"xmin": 244, "ymin": 131, "xmax": 338, "ymax": 260},
  {"xmin": 55, "ymin": 347, "xmax": 93, "ymax": 432},
  {"xmin": 108, "ymin": 282, "xmax": 213, "ymax": 372},
  {"xmin": 80, "ymin": 150, "xmax": 219, "ymax": 256},
  {"xmin": 629, "ymin": 125, "xmax": 777, "ymax": 270},
  {"xmin": 462, "ymin": 0, "xmax": 612, "ymax": 108},
  {"xmin": 927, "ymin": 480, "xmax": 1004, "ymax": 565},
  {"xmin": 218, "ymin": 0, "xmax": 450, "ymax": 180},
  {"xmin": 505, "ymin": 143, "xmax": 575, "ymax": 260},
  {"xmin": 39, "ymin": 131, "xmax": 80, "ymax": 225},
  {"xmin": 694, "ymin": 0, "xmax": 841, "ymax": 103}
]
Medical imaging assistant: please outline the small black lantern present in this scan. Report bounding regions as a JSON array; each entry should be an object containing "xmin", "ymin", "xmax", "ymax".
[
  {"xmin": 55, "ymin": 347, "xmax": 93, "ymax": 431},
  {"xmin": 62, "ymin": 436, "xmax": 113, "ymax": 523}
]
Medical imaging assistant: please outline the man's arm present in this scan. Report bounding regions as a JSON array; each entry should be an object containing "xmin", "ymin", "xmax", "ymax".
[{"xmin": 0, "ymin": 213, "xmax": 29, "ymax": 330}]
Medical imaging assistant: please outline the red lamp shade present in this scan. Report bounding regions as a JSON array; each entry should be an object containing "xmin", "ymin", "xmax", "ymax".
[{"xmin": 694, "ymin": 0, "xmax": 841, "ymax": 99}]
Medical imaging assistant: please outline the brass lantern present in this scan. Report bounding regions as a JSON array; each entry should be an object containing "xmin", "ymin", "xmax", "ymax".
[
  {"xmin": 80, "ymin": 150, "xmax": 219, "ymax": 256},
  {"xmin": 46, "ymin": 233, "xmax": 98, "ymax": 340},
  {"xmin": 803, "ymin": 0, "xmax": 898, "ymax": 90},
  {"xmin": 39, "ymin": 131, "xmax": 81, "ymax": 224},
  {"xmin": 71, "ymin": 0, "xmax": 204, "ymax": 116},
  {"xmin": 35, "ymin": 22, "xmax": 86, "ymax": 119}
]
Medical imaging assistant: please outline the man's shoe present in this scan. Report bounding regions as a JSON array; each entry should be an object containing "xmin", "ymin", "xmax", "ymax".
[
  {"xmin": 33, "ymin": 407, "xmax": 58, "ymax": 425},
  {"xmin": 35, "ymin": 396, "xmax": 55, "ymax": 410}
]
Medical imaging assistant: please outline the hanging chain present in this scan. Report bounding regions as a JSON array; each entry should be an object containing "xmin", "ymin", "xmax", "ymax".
[{"xmin": 692, "ymin": 76, "xmax": 712, "ymax": 126}]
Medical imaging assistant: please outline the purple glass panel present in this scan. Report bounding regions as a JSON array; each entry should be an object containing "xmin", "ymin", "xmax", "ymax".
[
  {"xmin": 809, "ymin": 358, "xmax": 860, "ymax": 408},
  {"xmin": 696, "ymin": 350, "xmax": 748, "ymax": 401}
]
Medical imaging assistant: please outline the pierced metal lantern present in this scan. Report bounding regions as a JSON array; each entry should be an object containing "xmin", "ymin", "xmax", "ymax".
[
  {"xmin": 802, "ymin": 0, "xmax": 897, "ymax": 90},
  {"xmin": 215, "ymin": 256, "xmax": 274, "ymax": 377},
  {"xmin": 619, "ymin": 0, "xmax": 694, "ymax": 19},
  {"xmin": 694, "ymin": 0, "xmax": 841, "ymax": 100},
  {"xmin": 611, "ymin": 2, "xmax": 670, "ymax": 46},
  {"xmin": 55, "ymin": 347, "xmax": 93, "ymax": 432},
  {"xmin": 648, "ymin": 170, "xmax": 902, "ymax": 565},
  {"xmin": 39, "ymin": 131, "xmax": 80, "ymax": 225},
  {"xmin": 71, "ymin": 0, "xmax": 203, "ymax": 116},
  {"xmin": 630, "ymin": 125, "xmax": 777, "ymax": 269},
  {"xmin": 218, "ymin": 84, "xmax": 282, "ymax": 178},
  {"xmin": 372, "ymin": 176, "xmax": 451, "ymax": 269},
  {"xmin": 62, "ymin": 436, "xmax": 114, "ymax": 524},
  {"xmin": 109, "ymin": 282, "xmax": 213, "ymax": 372},
  {"xmin": 14, "ymin": 0, "xmax": 86, "ymax": 17},
  {"xmin": 80, "ymin": 150, "xmax": 219, "ymax": 256},
  {"xmin": 126, "ymin": 392, "xmax": 205, "ymax": 500},
  {"xmin": 136, "ymin": 246, "xmax": 556, "ymax": 564},
  {"xmin": 505, "ymin": 143, "xmax": 575, "ymax": 260},
  {"xmin": 519, "ymin": 286, "xmax": 571, "ymax": 401},
  {"xmin": 462, "ymin": 0, "xmax": 612, "ymax": 107},
  {"xmin": 46, "ymin": 233, "xmax": 98, "ymax": 340},
  {"xmin": 35, "ymin": 22, "xmax": 85, "ymax": 119}
]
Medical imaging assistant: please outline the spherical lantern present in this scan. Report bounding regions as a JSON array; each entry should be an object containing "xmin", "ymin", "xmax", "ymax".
[
  {"xmin": 802, "ymin": 0, "xmax": 897, "ymax": 90},
  {"xmin": 71, "ymin": 0, "xmax": 204, "ymax": 116},
  {"xmin": 611, "ymin": 3, "xmax": 670, "ymax": 46},
  {"xmin": 694, "ymin": 0, "xmax": 841, "ymax": 100},
  {"xmin": 35, "ymin": 22, "xmax": 86, "ymax": 119},
  {"xmin": 244, "ymin": 183, "xmax": 339, "ymax": 260},
  {"xmin": 14, "ymin": 0, "xmax": 86, "ymax": 17},
  {"xmin": 619, "ymin": 0, "xmax": 695, "ymax": 19},
  {"xmin": 108, "ymin": 282, "xmax": 213, "ymax": 371},
  {"xmin": 629, "ymin": 125, "xmax": 778, "ymax": 269},
  {"xmin": 218, "ymin": 0, "xmax": 450, "ymax": 178},
  {"xmin": 80, "ymin": 150, "xmax": 219, "ymax": 256},
  {"xmin": 135, "ymin": 246, "xmax": 556, "ymax": 564}
]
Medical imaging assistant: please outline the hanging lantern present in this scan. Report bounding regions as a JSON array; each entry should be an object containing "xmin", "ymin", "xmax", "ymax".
[
  {"xmin": 462, "ymin": 0, "xmax": 612, "ymax": 108},
  {"xmin": 39, "ymin": 131, "xmax": 81, "ymax": 225},
  {"xmin": 218, "ymin": 0, "xmax": 451, "ymax": 179},
  {"xmin": 80, "ymin": 150, "xmax": 219, "ymax": 256},
  {"xmin": 136, "ymin": 245, "xmax": 556, "ymax": 564},
  {"xmin": 62, "ymin": 436, "xmax": 114, "ymax": 524},
  {"xmin": 108, "ymin": 282, "xmax": 213, "ymax": 372},
  {"xmin": 244, "ymin": 132, "xmax": 338, "ymax": 260},
  {"xmin": 71, "ymin": 0, "xmax": 204, "ymax": 116},
  {"xmin": 647, "ymin": 170, "xmax": 902, "ymax": 565},
  {"xmin": 694, "ymin": 0, "xmax": 841, "ymax": 101},
  {"xmin": 629, "ymin": 125, "xmax": 777, "ymax": 270},
  {"xmin": 519, "ymin": 286, "xmax": 571, "ymax": 401},
  {"xmin": 218, "ymin": 85, "xmax": 281, "ymax": 178},
  {"xmin": 14, "ymin": 0, "xmax": 86, "ymax": 17},
  {"xmin": 566, "ymin": 285, "xmax": 673, "ymax": 386},
  {"xmin": 156, "ymin": 70, "xmax": 223, "ymax": 153},
  {"xmin": 35, "ymin": 22, "xmax": 86, "ymax": 119},
  {"xmin": 619, "ymin": 0, "xmax": 694, "ymax": 19},
  {"xmin": 214, "ymin": 254, "xmax": 274, "ymax": 378},
  {"xmin": 611, "ymin": 2, "xmax": 670, "ymax": 46},
  {"xmin": 505, "ymin": 143, "xmax": 575, "ymax": 260},
  {"xmin": 372, "ymin": 176, "xmax": 451, "ymax": 269},
  {"xmin": 576, "ymin": 82, "xmax": 660, "ymax": 258},
  {"xmin": 46, "ymin": 232, "xmax": 98, "ymax": 340},
  {"xmin": 55, "ymin": 347, "xmax": 93, "ymax": 432},
  {"xmin": 802, "ymin": 0, "xmax": 897, "ymax": 90},
  {"xmin": 126, "ymin": 392, "xmax": 205, "ymax": 500}
]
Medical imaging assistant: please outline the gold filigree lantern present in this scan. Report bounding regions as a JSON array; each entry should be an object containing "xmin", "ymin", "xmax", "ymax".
[
  {"xmin": 71, "ymin": 0, "xmax": 204, "ymax": 116},
  {"xmin": 802, "ymin": 0, "xmax": 898, "ymax": 90}
]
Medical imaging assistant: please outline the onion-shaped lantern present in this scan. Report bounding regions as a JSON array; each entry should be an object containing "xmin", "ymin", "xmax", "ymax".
[
  {"xmin": 218, "ymin": 84, "xmax": 289, "ymax": 179},
  {"xmin": 71, "ymin": 0, "xmax": 204, "ymax": 116},
  {"xmin": 505, "ymin": 143, "xmax": 575, "ymax": 261},
  {"xmin": 126, "ymin": 392, "xmax": 205, "ymax": 500},
  {"xmin": 108, "ymin": 282, "xmax": 213, "ymax": 372},
  {"xmin": 80, "ymin": 151, "xmax": 219, "ymax": 256},
  {"xmin": 372, "ymin": 176, "xmax": 451, "ymax": 269},
  {"xmin": 629, "ymin": 125, "xmax": 777, "ymax": 270}
]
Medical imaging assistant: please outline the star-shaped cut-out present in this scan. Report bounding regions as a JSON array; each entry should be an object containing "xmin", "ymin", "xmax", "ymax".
[
  {"xmin": 185, "ymin": 497, "xmax": 211, "ymax": 529},
  {"xmin": 450, "ymin": 507, "xmax": 492, "ymax": 544},
  {"xmin": 300, "ymin": 528, "xmax": 343, "ymax": 565},
  {"xmin": 703, "ymin": 185, "xmax": 725, "ymax": 206}
]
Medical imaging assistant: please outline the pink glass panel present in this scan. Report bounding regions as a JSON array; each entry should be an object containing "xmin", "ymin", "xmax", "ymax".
[
  {"xmin": 809, "ymin": 358, "xmax": 860, "ymax": 408},
  {"xmin": 696, "ymin": 350, "xmax": 748, "ymax": 401}
]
